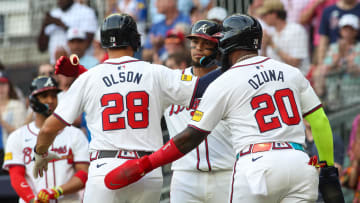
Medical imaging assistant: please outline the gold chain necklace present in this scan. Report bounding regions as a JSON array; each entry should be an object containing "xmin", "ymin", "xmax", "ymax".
[{"xmin": 235, "ymin": 54, "xmax": 257, "ymax": 64}]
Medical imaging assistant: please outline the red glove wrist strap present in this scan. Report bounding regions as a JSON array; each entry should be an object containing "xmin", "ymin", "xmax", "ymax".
[{"xmin": 148, "ymin": 138, "xmax": 184, "ymax": 169}]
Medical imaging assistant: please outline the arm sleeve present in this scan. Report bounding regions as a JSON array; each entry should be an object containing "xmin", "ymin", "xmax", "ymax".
[
  {"xmin": 8, "ymin": 166, "xmax": 35, "ymax": 203},
  {"xmin": 304, "ymin": 107, "xmax": 334, "ymax": 166}
]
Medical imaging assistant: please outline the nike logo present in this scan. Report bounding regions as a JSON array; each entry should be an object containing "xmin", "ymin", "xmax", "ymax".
[
  {"xmin": 20, "ymin": 182, "xmax": 29, "ymax": 188},
  {"xmin": 252, "ymin": 156, "xmax": 263, "ymax": 162},
  {"xmin": 110, "ymin": 182, "xmax": 122, "ymax": 186},
  {"xmin": 96, "ymin": 163, "xmax": 107, "ymax": 168},
  {"xmin": 25, "ymin": 138, "xmax": 32, "ymax": 142}
]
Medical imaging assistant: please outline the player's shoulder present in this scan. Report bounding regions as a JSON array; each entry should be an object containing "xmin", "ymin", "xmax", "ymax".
[{"xmin": 7, "ymin": 124, "xmax": 30, "ymax": 140}]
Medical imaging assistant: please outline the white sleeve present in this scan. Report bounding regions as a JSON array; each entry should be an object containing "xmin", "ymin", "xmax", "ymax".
[
  {"xmin": 80, "ymin": 7, "xmax": 98, "ymax": 33},
  {"xmin": 297, "ymin": 73, "xmax": 322, "ymax": 115},
  {"xmin": 54, "ymin": 75, "xmax": 87, "ymax": 125},
  {"xmin": 3, "ymin": 131, "xmax": 24, "ymax": 170},
  {"xmin": 71, "ymin": 128, "xmax": 90, "ymax": 163},
  {"xmin": 157, "ymin": 66, "xmax": 198, "ymax": 108},
  {"xmin": 188, "ymin": 80, "xmax": 228, "ymax": 132},
  {"xmin": 289, "ymin": 25, "xmax": 309, "ymax": 59}
]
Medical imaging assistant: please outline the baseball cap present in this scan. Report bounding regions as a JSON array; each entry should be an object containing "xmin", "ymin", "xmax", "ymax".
[
  {"xmin": 0, "ymin": 71, "xmax": 9, "ymax": 83},
  {"xmin": 207, "ymin": 7, "xmax": 227, "ymax": 22},
  {"xmin": 67, "ymin": 27, "xmax": 86, "ymax": 41},
  {"xmin": 339, "ymin": 14, "xmax": 359, "ymax": 29},
  {"xmin": 165, "ymin": 29, "xmax": 185, "ymax": 44},
  {"xmin": 256, "ymin": 0, "xmax": 284, "ymax": 16}
]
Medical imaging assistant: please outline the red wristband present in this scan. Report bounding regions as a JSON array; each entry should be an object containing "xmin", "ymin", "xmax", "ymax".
[
  {"xmin": 148, "ymin": 139, "xmax": 184, "ymax": 169},
  {"xmin": 74, "ymin": 170, "xmax": 88, "ymax": 185}
]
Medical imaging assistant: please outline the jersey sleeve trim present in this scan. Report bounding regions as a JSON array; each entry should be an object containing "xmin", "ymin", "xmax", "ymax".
[
  {"xmin": 189, "ymin": 77, "xmax": 200, "ymax": 108},
  {"xmin": 53, "ymin": 113, "xmax": 71, "ymax": 126},
  {"xmin": 188, "ymin": 124, "xmax": 211, "ymax": 134},
  {"xmin": 3, "ymin": 164, "xmax": 25, "ymax": 170},
  {"xmin": 230, "ymin": 57, "xmax": 270, "ymax": 69},
  {"xmin": 303, "ymin": 104, "xmax": 323, "ymax": 117},
  {"xmin": 103, "ymin": 60, "xmax": 140, "ymax": 65}
]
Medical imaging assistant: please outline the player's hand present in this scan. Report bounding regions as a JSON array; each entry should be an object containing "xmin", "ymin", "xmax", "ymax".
[
  {"xmin": 37, "ymin": 186, "xmax": 63, "ymax": 203},
  {"xmin": 104, "ymin": 155, "xmax": 153, "ymax": 190},
  {"xmin": 319, "ymin": 165, "xmax": 345, "ymax": 203},
  {"xmin": 33, "ymin": 151, "xmax": 60, "ymax": 178},
  {"xmin": 54, "ymin": 55, "xmax": 87, "ymax": 78}
]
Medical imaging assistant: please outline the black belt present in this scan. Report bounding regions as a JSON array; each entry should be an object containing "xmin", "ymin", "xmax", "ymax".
[{"xmin": 90, "ymin": 150, "xmax": 153, "ymax": 161}]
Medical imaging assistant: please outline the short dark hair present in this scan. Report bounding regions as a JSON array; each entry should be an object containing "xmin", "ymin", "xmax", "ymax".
[{"xmin": 167, "ymin": 51, "xmax": 191, "ymax": 67}]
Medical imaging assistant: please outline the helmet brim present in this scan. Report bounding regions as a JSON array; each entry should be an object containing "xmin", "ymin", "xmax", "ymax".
[{"xmin": 186, "ymin": 34, "xmax": 219, "ymax": 43}]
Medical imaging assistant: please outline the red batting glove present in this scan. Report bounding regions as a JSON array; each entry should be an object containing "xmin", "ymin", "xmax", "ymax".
[
  {"xmin": 104, "ymin": 155, "xmax": 153, "ymax": 190},
  {"xmin": 54, "ymin": 56, "xmax": 87, "ymax": 78},
  {"xmin": 37, "ymin": 187, "xmax": 63, "ymax": 202}
]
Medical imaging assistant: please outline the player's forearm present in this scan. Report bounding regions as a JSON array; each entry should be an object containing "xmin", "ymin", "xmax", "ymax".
[
  {"xmin": 36, "ymin": 115, "xmax": 66, "ymax": 154},
  {"xmin": 304, "ymin": 107, "xmax": 334, "ymax": 166},
  {"xmin": 173, "ymin": 127, "xmax": 208, "ymax": 154}
]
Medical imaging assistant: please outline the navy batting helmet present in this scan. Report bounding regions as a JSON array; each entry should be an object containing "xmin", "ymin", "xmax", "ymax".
[
  {"xmin": 186, "ymin": 20, "xmax": 222, "ymax": 43},
  {"xmin": 101, "ymin": 13, "xmax": 141, "ymax": 51},
  {"xmin": 219, "ymin": 14, "xmax": 262, "ymax": 54},
  {"xmin": 29, "ymin": 76, "xmax": 61, "ymax": 116}
]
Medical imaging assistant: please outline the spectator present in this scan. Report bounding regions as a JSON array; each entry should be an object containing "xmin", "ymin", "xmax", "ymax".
[
  {"xmin": 0, "ymin": 71, "xmax": 26, "ymax": 173},
  {"xmin": 38, "ymin": 63, "xmax": 55, "ymax": 77},
  {"xmin": 92, "ymin": 29, "xmax": 108, "ymax": 63},
  {"xmin": 206, "ymin": 6, "xmax": 227, "ymax": 23},
  {"xmin": 190, "ymin": 6, "xmax": 207, "ymax": 25},
  {"xmin": 2, "ymin": 76, "xmax": 89, "ymax": 203},
  {"xmin": 313, "ymin": 14, "xmax": 360, "ymax": 97},
  {"xmin": 142, "ymin": 0, "xmax": 191, "ymax": 62},
  {"xmin": 154, "ymin": 29, "xmax": 187, "ymax": 64},
  {"xmin": 299, "ymin": 0, "xmax": 338, "ymax": 59},
  {"xmin": 317, "ymin": 0, "xmax": 360, "ymax": 65},
  {"xmin": 37, "ymin": 0, "xmax": 98, "ymax": 64},
  {"xmin": 259, "ymin": 0, "xmax": 310, "ymax": 75},
  {"xmin": 67, "ymin": 28, "xmax": 99, "ymax": 69},
  {"xmin": 323, "ymin": 14, "xmax": 360, "ymax": 74},
  {"xmin": 280, "ymin": 0, "xmax": 310, "ymax": 23},
  {"xmin": 165, "ymin": 51, "xmax": 191, "ymax": 70}
]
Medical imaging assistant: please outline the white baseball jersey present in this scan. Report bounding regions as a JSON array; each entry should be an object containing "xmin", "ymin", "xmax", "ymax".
[
  {"xmin": 54, "ymin": 56, "xmax": 198, "ymax": 152},
  {"xmin": 3, "ymin": 122, "xmax": 89, "ymax": 203},
  {"xmin": 164, "ymin": 67, "xmax": 235, "ymax": 171},
  {"xmin": 189, "ymin": 56, "xmax": 322, "ymax": 154}
]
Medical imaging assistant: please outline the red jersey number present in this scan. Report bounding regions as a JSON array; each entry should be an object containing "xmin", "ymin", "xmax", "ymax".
[
  {"xmin": 251, "ymin": 88, "xmax": 301, "ymax": 133},
  {"xmin": 101, "ymin": 91, "xmax": 149, "ymax": 130}
]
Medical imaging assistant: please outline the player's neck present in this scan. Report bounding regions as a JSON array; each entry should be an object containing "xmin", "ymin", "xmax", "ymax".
[
  {"xmin": 192, "ymin": 65, "xmax": 217, "ymax": 77},
  {"xmin": 107, "ymin": 48, "xmax": 134, "ymax": 59},
  {"xmin": 34, "ymin": 115, "xmax": 47, "ymax": 129},
  {"xmin": 230, "ymin": 50, "xmax": 258, "ymax": 66}
]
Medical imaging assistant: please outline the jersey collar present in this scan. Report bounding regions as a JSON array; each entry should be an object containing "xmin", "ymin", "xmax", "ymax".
[
  {"xmin": 103, "ymin": 56, "xmax": 140, "ymax": 65},
  {"xmin": 230, "ymin": 56, "xmax": 269, "ymax": 69}
]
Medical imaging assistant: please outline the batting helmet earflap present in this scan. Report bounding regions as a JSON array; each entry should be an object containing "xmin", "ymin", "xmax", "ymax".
[
  {"xmin": 29, "ymin": 76, "xmax": 61, "ymax": 117},
  {"xmin": 219, "ymin": 14, "xmax": 262, "ymax": 55},
  {"xmin": 101, "ymin": 13, "xmax": 141, "ymax": 51}
]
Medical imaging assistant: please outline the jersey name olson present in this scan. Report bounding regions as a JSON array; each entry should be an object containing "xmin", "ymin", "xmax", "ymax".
[
  {"xmin": 102, "ymin": 71, "xmax": 143, "ymax": 87},
  {"xmin": 248, "ymin": 69, "xmax": 284, "ymax": 90}
]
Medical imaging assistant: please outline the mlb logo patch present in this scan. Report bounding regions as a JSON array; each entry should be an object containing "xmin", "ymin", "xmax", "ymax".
[
  {"xmin": 4, "ymin": 152, "xmax": 12, "ymax": 161},
  {"xmin": 192, "ymin": 110, "xmax": 203, "ymax": 122},
  {"xmin": 181, "ymin": 74, "xmax": 192, "ymax": 81}
]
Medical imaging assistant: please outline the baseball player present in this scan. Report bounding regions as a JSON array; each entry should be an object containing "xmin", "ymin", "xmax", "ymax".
[
  {"xmin": 164, "ymin": 20, "xmax": 235, "ymax": 203},
  {"xmin": 103, "ymin": 14, "xmax": 345, "ymax": 203},
  {"xmin": 32, "ymin": 14, "xmax": 220, "ymax": 203},
  {"xmin": 3, "ymin": 76, "xmax": 89, "ymax": 203}
]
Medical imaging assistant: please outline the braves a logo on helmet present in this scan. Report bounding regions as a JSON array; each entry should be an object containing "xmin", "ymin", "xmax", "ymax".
[
  {"xmin": 196, "ymin": 24, "xmax": 208, "ymax": 34},
  {"xmin": 43, "ymin": 77, "xmax": 54, "ymax": 87}
]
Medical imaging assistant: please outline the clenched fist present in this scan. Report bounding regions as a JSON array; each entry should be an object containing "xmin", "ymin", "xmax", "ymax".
[{"xmin": 37, "ymin": 186, "xmax": 63, "ymax": 202}]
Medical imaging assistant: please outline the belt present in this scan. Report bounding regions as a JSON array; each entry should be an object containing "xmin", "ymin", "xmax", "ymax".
[
  {"xmin": 236, "ymin": 142, "xmax": 305, "ymax": 159},
  {"xmin": 90, "ymin": 150, "xmax": 153, "ymax": 161}
]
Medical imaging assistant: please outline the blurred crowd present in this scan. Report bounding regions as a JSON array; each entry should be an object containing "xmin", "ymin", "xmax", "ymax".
[{"xmin": 1, "ymin": 0, "xmax": 360, "ymax": 202}]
